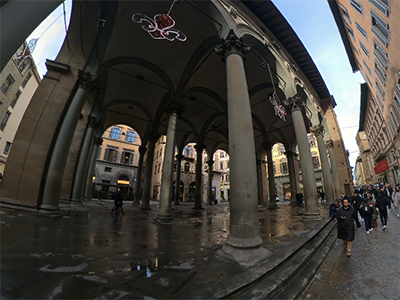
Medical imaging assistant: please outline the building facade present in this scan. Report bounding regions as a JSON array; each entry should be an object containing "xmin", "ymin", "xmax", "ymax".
[
  {"xmin": 0, "ymin": 42, "xmax": 40, "ymax": 174},
  {"xmin": 330, "ymin": 0, "xmax": 400, "ymax": 186},
  {"xmin": 93, "ymin": 125, "xmax": 141, "ymax": 200}
]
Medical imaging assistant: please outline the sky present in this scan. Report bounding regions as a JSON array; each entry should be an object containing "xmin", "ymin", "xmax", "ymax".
[{"xmin": 26, "ymin": 0, "xmax": 364, "ymax": 172}]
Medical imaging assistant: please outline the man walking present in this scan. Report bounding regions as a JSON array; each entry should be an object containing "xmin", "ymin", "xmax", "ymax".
[
  {"xmin": 335, "ymin": 198, "xmax": 361, "ymax": 257},
  {"xmin": 376, "ymin": 185, "xmax": 389, "ymax": 230}
]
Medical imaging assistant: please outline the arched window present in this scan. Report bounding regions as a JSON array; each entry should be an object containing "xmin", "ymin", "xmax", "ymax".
[{"xmin": 184, "ymin": 162, "xmax": 190, "ymax": 172}]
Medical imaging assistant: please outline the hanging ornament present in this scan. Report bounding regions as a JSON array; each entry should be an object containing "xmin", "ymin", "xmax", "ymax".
[
  {"xmin": 132, "ymin": 0, "xmax": 187, "ymax": 42},
  {"xmin": 15, "ymin": 43, "xmax": 33, "ymax": 72},
  {"xmin": 266, "ymin": 63, "xmax": 287, "ymax": 121}
]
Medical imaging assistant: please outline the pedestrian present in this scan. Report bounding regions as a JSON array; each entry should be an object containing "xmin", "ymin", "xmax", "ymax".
[
  {"xmin": 384, "ymin": 183, "xmax": 393, "ymax": 210},
  {"xmin": 340, "ymin": 193, "xmax": 349, "ymax": 205},
  {"xmin": 335, "ymin": 198, "xmax": 361, "ymax": 257},
  {"xmin": 361, "ymin": 196, "xmax": 373, "ymax": 234},
  {"xmin": 329, "ymin": 201, "xmax": 338, "ymax": 217},
  {"xmin": 112, "ymin": 190, "xmax": 125, "ymax": 215},
  {"xmin": 393, "ymin": 185, "xmax": 400, "ymax": 218},
  {"xmin": 371, "ymin": 194, "xmax": 379, "ymax": 229},
  {"xmin": 375, "ymin": 185, "xmax": 389, "ymax": 230},
  {"xmin": 351, "ymin": 190, "xmax": 364, "ymax": 224},
  {"xmin": 320, "ymin": 190, "xmax": 325, "ymax": 205}
]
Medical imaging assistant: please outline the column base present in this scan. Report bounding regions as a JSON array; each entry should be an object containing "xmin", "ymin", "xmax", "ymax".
[
  {"xmin": 155, "ymin": 214, "xmax": 174, "ymax": 224},
  {"xmin": 70, "ymin": 198, "xmax": 83, "ymax": 205},
  {"xmin": 132, "ymin": 201, "xmax": 141, "ymax": 206},
  {"xmin": 141, "ymin": 205, "xmax": 151, "ymax": 210},
  {"xmin": 173, "ymin": 202, "xmax": 181, "ymax": 206},
  {"xmin": 216, "ymin": 242, "xmax": 271, "ymax": 268},
  {"xmin": 192, "ymin": 206, "xmax": 204, "ymax": 210},
  {"xmin": 268, "ymin": 204, "xmax": 279, "ymax": 210},
  {"xmin": 302, "ymin": 210, "xmax": 322, "ymax": 221}
]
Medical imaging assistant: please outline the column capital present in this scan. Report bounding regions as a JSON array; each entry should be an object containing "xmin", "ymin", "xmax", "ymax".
[
  {"xmin": 262, "ymin": 141, "xmax": 273, "ymax": 150},
  {"xmin": 311, "ymin": 124, "xmax": 325, "ymax": 137},
  {"xmin": 88, "ymin": 116, "xmax": 102, "ymax": 128},
  {"xmin": 78, "ymin": 70, "xmax": 97, "ymax": 91},
  {"xmin": 147, "ymin": 131, "xmax": 159, "ymax": 143},
  {"xmin": 207, "ymin": 159, "xmax": 214, "ymax": 166},
  {"xmin": 165, "ymin": 102, "xmax": 185, "ymax": 116},
  {"xmin": 285, "ymin": 150, "xmax": 295, "ymax": 157},
  {"xmin": 194, "ymin": 144, "xmax": 205, "ymax": 152},
  {"xmin": 176, "ymin": 154, "xmax": 184, "ymax": 161},
  {"xmin": 325, "ymin": 139, "xmax": 334, "ymax": 149},
  {"xmin": 214, "ymin": 29, "xmax": 251, "ymax": 61},
  {"xmin": 94, "ymin": 137, "xmax": 103, "ymax": 146},
  {"xmin": 139, "ymin": 146, "xmax": 147, "ymax": 155},
  {"xmin": 284, "ymin": 95, "xmax": 305, "ymax": 113}
]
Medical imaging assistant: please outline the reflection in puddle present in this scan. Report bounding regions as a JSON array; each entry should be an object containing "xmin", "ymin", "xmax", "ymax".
[{"xmin": 100, "ymin": 258, "xmax": 159, "ymax": 278}]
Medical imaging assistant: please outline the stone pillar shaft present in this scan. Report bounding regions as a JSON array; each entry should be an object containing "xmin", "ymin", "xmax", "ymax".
[
  {"xmin": 261, "ymin": 154, "xmax": 269, "ymax": 204},
  {"xmin": 71, "ymin": 116, "xmax": 97, "ymax": 203},
  {"xmin": 313, "ymin": 125, "xmax": 334, "ymax": 205},
  {"xmin": 133, "ymin": 146, "xmax": 146, "ymax": 205},
  {"xmin": 290, "ymin": 100, "xmax": 319, "ymax": 217},
  {"xmin": 141, "ymin": 138, "xmax": 157, "ymax": 210},
  {"xmin": 157, "ymin": 111, "xmax": 178, "ymax": 221},
  {"xmin": 265, "ymin": 144, "xmax": 277, "ymax": 209},
  {"xmin": 194, "ymin": 144, "xmax": 204, "ymax": 209},
  {"xmin": 327, "ymin": 139, "xmax": 341, "ymax": 200},
  {"xmin": 84, "ymin": 136, "xmax": 103, "ymax": 200},
  {"xmin": 174, "ymin": 155, "xmax": 183, "ymax": 205},
  {"xmin": 41, "ymin": 71, "xmax": 95, "ymax": 211},
  {"xmin": 207, "ymin": 160, "xmax": 214, "ymax": 205},
  {"xmin": 287, "ymin": 151, "xmax": 297, "ymax": 205},
  {"xmin": 256, "ymin": 159, "xmax": 264, "ymax": 205}
]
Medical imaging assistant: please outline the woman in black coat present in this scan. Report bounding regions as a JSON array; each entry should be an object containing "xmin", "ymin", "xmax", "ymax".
[{"xmin": 335, "ymin": 198, "xmax": 361, "ymax": 257}]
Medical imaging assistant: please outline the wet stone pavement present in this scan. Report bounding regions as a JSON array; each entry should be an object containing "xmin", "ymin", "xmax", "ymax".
[
  {"xmin": 1, "ymin": 199, "xmax": 330, "ymax": 299},
  {"xmin": 301, "ymin": 208, "xmax": 400, "ymax": 300}
]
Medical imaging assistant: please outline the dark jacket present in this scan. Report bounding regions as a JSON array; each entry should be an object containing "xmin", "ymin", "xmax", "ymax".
[
  {"xmin": 114, "ymin": 192, "xmax": 124, "ymax": 206},
  {"xmin": 335, "ymin": 205, "xmax": 360, "ymax": 241},
  {"xmin": 361, "ymin": 198, "xmax": 373, "ymax": 216},
  {"xmin": 351, "ymin": 195, "xmax": 363, "ymax": 211},
  {"xmin": 329, "ymin": 203, "xmax": 338, "ymax": 217},
  {"xmin": 375, "ymin": 191, "xmax": 388, "ymax": 210}
]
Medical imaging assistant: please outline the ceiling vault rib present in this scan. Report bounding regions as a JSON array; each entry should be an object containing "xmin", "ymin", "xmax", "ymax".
[
  {"xmin": 105, "ymin": 109, "xmax": 151, "ymax": 123},
  {"xmin": 107, "ymin": 66, "xmax": 171, "ymax": 91},
  {"xmin": 184, "ymin": 95, "xmax": 225, "ymax": 114},
  {"xmin": 183, "ymin": 0, "xmax": 223, "ymax": 27}
]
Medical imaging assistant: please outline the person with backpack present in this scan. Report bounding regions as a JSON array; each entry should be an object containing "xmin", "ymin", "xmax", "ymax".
[{"xmin": 376, "ymin": 185, "xmax": 389, "ymax": 230}]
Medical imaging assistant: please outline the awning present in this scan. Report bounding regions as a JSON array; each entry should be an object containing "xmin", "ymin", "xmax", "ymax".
[{"xmin": 374, "ymin": 161, "xmax": 389, "ymax": 174}]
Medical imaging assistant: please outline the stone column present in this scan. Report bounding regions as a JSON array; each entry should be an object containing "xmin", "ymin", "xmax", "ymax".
[
  {"xmin": 287, "ymin": 97, "xmax": 319, "ymax": 219},
  {"xmin": 133, "ymin": 146, "xmax": 147, "ymax": 205},
  {"xmin": 141, "ymin": 133, "xmax": 158, "ymax": 210},
  {"xmin": 207, "ymin": 159, "xmax": 214, "ymax": 205},
  {"xmin": 256, "ymin": 158, "xmax": 264, "ymax": 205},
  {"xmin": 193, "ymin": 144, "xmax": 204, "ymax": 210},
  {"xmin": 261, "ymin": 154, "xmax": 269, "ymax": 204},
  {"xmin": 174, "ymin": 154, "xmax": 184, "ymax": 206},
  {"xmin": 84, "ymin": 136, "xmax": 103, "ymax": 200},
  {"xmin": 214, "ymin": 30, "xmax": 269, "ymax": 267},
  {"xmin": 157, "ymin": 103, "xmax": 184, "ymax": 223},
  {"xmin": 41, "ymin": 70, "xmax": 97, "ymax": 211},
  {"xmin": 286, "ymin": 150, "xmax": 297, "ymax": 205},
  {"xmin": 326, "ymin": 139, "xmax": 341, "ymax": 201},
  {"xmin": 264, "ymin": 142, "xmax": 278, "ymax": 209},
  {"xmin": 312, "ymin": 125, "xmax": 334, "ymax": 205},
  {"xmin": 71, "ymin": 116, "xmax": 99, "ymax": 203}
]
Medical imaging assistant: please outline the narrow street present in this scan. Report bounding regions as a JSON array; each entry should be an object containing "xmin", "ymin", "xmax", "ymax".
[{"xmin": 302, "ymin": 208, "xmax": 400, "ymax": 299}]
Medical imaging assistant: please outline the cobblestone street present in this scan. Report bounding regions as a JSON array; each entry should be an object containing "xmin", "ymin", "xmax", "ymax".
[{"xmin": 302, "ymin": 208, "xmax": 400, "ymax": 300}]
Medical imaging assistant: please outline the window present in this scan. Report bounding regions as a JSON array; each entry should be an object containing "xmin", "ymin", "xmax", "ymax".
[
  {"xmin": 109, "ymin": 127, "xmax": 122, "ymax": 140},
  {"xmin": 21, "ymin": 72, "xmax": 32, "ymax": 88},
  {"xmin": 355, "ymin": 21, "xmax": 368, "ymax": 39},
  {"xmin": 312, "ymin": 156, "xmax": 320, "ymax": 168},
  {"xmin": 373, "ymin": 38, "xmax": 388, "ymax": 69},
  {"xmin": 345, "ymin": 24, "xmax": 355, "ymax": 41},
  {"xmin": 339, "ymin": 4, "xmax": 351, "ymax": 24},
  {"xmin": 363, "ymin": 60, "xmax": 372, "ymax": 75},
  {"xmin": 10, "ymin": 90, "xmax": 22, "ymax": 108},
  {"xmin": 1, "ymin": 111, "xmax": 11, "ymax": 131},
  {"xmin": 104, "ymin": 167, "xmax": 112, "ymax": 172},
  {"xmin": 280, "ymin": 161, "xmax": 288, "ymax": 174},
  {"xmin": 308, "ymin": 135, "xmax": 317, "ymax": 148},
  {"xmin": 278, "ymin": 144, "xmax": 285, "ymax": 156},
  {"xmin": 3, "ymin": 142, "xmax": 11, "ymax": 155},
  {"xmin": 120, "ymin": 151, "xmax": 134, "ymax": 165},
  {"xmin": 350, "ymin": 0, "xmax": 364, "ymax": 15},
  {"xmin": 375, "ymin": 60, "xmax": 387, "ymax": 85},
  {"xmin": 220, "ymin": 152, "xmax": 225, "ymax": 158},
  {"xmin": 390, "ymin": 109, "xmax": 399, "ymax": 129},
  {"xmin": 1, "ymin": 74, "xmax": 15, "ymax": 94},
  {"xmin": 375, "ymin": 92, "xmax": 384, "ymax": 111},
  {"xmin": 184, "ymin": 162, "xmax": 190, "ymax": 172},
  {"xmin": 359, "ymin": 40, "xmax": 370, "ymax": 57},
  {"xmin": 371, "ymin": 9, "xmax": 390, "ymax": 47},
  {"xmin": 220, "ymin": 162, "xmax": 224, "ymax": 169},
  {"xmin": 125, "ymin": 130, "xmax": 138, "ymax": 143},
  {"xmin": 103, "ymin": 148, "xmax": 118, "ymax": 162},
  {"xmin": 352, "ymin": 45, "xmax": 359, "ymax": 55},
  {"xmin": 369, "ymin": 0, "xmax": 390, "ymax": 16},
  {"xmin": 97, "ymin": 146, "xmax": 102, "ymax": 159}
]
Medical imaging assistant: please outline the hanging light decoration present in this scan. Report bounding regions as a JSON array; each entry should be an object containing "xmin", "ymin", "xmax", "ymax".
[
  {"xmin": 266, "ymin": 63, "xmax": 287, "ymax": 121},
  {"xmin": 132, "ymin": 0, "xmax": 187, "ymax": 42}
]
